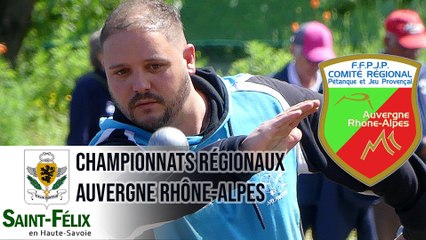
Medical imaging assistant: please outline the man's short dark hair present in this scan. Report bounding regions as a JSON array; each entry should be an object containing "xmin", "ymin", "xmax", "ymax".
[{"xmin": 100, "ymin": 0, "xmax": 185, "ymax": 47}]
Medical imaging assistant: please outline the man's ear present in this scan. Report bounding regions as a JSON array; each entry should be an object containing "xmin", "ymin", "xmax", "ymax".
[
  {"xmin": 183, "ymin": 44, "xmax": 196, "ymax": 75},
  {"xmin": 98, "ymin": 52, "xmax": 105, "ymax": 70}
]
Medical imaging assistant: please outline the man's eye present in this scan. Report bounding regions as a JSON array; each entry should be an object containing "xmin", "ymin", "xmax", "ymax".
[
  {"xmin": 115, "ymin": 69, "xmax": 129, "ymax": 76},
  {"xmin": 149, "ymin": 64, "xmax": 162, "ymax": 71}
]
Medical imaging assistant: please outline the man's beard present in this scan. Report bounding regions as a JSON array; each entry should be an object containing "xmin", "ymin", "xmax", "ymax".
[{"xmin": 112, "ymin": 74, "xmax": 191, "ymax": 132}]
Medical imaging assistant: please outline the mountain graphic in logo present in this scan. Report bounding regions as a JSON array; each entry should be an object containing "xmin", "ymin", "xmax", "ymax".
[{"xmin": 318, "ymin": 54, "xmax": 421, "ymax": 186}]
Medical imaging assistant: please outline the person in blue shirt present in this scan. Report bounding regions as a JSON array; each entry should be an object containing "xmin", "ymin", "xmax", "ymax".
[
  {"xmin": 90, "ymin": 1, "xmax": 426, "ymax": 239},
  {"xmin": 66, "ymin": 30, "xmax": 115, "ymax": 145}
]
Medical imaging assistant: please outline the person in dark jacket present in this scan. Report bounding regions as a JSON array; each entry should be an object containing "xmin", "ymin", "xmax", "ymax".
[{"xmin": 67, "ymin": 30, "xmax": 115, "ymax": 145}]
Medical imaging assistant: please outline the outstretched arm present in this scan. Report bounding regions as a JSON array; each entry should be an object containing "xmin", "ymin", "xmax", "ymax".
[{"xmin": 240, "ymin": 99, "xmax": 320, "ymax": 152}]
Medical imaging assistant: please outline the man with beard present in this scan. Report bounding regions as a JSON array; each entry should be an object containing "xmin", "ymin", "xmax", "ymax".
[{"xmin": 90, "ymin": 1, "xmax": 426, "ymax": 239}]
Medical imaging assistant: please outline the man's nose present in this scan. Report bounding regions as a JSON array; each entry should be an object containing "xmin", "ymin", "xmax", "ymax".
[{"xmin": 132, "ymin": 71, "xmax": 151, "ymax": 93}]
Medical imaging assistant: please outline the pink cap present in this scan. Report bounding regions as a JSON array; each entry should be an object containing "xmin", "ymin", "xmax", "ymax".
[
  {"xmin": 292, "ymin": 21, "xmax": 335, "ymax": 62},
  {"xmin": 385, "ymin": 9, "xmax": 426, "ymax": 49}
]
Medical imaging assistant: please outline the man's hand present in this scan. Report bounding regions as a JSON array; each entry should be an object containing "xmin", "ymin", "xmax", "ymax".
[{"xmin": 240, "ymin": 99, "xmax": 320, "ymax": 151}]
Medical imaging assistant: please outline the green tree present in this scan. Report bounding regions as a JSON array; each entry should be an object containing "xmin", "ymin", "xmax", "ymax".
[
  {"xmin": 0, "ymin": 0, "xmax": 35, "ymax": 64},
  {"xmin": 0, "ymin": 0, "xmax": 118, "ymax": 145}
]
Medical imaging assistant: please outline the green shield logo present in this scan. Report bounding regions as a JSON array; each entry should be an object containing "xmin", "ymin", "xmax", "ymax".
[{"xmin": 319, "ymin": 54, "xmax": 422, "ymax": 186}]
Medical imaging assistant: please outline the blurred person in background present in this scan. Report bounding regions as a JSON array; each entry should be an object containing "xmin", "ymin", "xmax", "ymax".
[
  {"xmin": 273, "ymin": 21, "xmax": 379, "ymax": 240},
  {"xmin": 67, "ymin": 30, "xmax": 115, "ymax": 145},
  {"xmin": 374, "ymin": 9, "xmax": 426, "ymax": 240},
  {"xmin": 383, "ymin": 9, "xmax": 426, "ymax": 160}
]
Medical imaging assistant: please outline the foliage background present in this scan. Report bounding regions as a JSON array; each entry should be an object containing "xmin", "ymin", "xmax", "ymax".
[{"xmin": 0, "ymin": 0, "xmax": 426, "ymax": 145}]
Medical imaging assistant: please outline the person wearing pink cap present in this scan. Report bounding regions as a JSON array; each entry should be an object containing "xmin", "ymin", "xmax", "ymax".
[
  {"xmin": 374, "ymin": 9, "xmax": 426, "ymax": 240},
  {"xmin": 273, "ymin": 21, "xmax": 380, "ymax": 240},
  {"xmin": 273, "ymin": 21, "xmax": 335, "ymax": 91}
]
